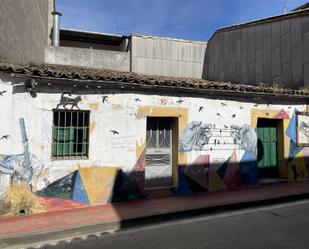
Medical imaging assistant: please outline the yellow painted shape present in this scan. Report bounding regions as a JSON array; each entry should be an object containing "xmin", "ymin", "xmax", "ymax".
[
  {"xmin": 251, "ymin": 108, "xmax": 288, "ymax": 128},
  {"xmin": 208, "ymin": 171, "xmax": 227, "ymax": 191},
  {"xmin": 79, "ymin": 166, "xmax": 119, "ymax": 205},
  {"xmin": 89, "ymin": 122, "xmax": 96, "ymax": 133},
  {"xmin": 286, "ymin": 164, "xmax": 295, "ymax": 181},
  {"xmin": 0, "ymin": 183, "xmax": 45, "ymax": 215},
  {"xmin": 289, "ymin": 151, "xmax": 308, "ymax": 179},
  {"xmin": 278, "ymin": 119, "xmax": 290, "ymax": 178},
  {"xmin": 87, "ymin": 103, "xmax": 99, "ymax": 111},
  {"xmin": 179, "ymin": 152, "xmax": 187, "ymax": 166}
]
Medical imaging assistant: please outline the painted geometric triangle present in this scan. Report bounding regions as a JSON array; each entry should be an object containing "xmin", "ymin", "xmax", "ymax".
[
  {"xmin": 36, "ymin": 171, "xmax": 77, "ymax": 200},
  {"xmin": 217, "ymin": 157, "xmax": 230, "ymax": 180},
  {"xmin": 208, "ymin": 170, "xmax": 227, "ymax": 191},
  {"xmin": 223, "ymin": 151, "xmax": 241, "ymax": 188},
  {"xmin": 184, "ymin": 164, "xmax": 208, "ymax": 189},
  {"xmin": 285, "ymin": 109, "xmax": 298, "ymax": 143},
  {"xmin": 108, "ymin": 170, "xmax": 144, "ymax": 202},
  {"xmin": 288, "ymin": 140, "xmax": 302, "ymax": 163},
  {"xmin": 273, "ymin": 109, "xmax": 289, "ymax": 119},
  {"xmin": 288, "ymin": 150, "xmax": 308, "ymax": 179},
  {"xmin": 172, "ymin": 167, "xmax": 193, "ymax": 196},
  {"xmin": 79, "ymin": 167, "xmax": 118, "ymax": 205},
  {"xmin": 72, "ymin": 171, "xmax": 89, "ymax": 204},
  {"xmin": 184, "ymin": 155, "xmax": 210, "ymax": 189}
]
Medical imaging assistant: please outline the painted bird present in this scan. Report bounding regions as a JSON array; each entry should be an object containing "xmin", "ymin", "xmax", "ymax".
[
  {"xmin": 216, "ymin": 113, "xmax": 221, "ymax": 116},
  {"xmin": 199, "ymin": 106, "xmax": 204, "ymax": 112},
  {"xmin": 110, "ymin": 130, "xmax": 119, "ymax": 135},
  {"xmin": 224, "ymin": 125, "xmax": 228, "ymax": 129},
  {"xmin": 0, "ymin": 135, "xmax": 10, "ymax": 140},
  {"xmin": 253, "ymin": 104, "xmax": 259, "ymax": 107},
  {"xmin": 221, "ymin": 102, "xmax": 227, "ymax": 106},
  {"xmin": 102, "ymin": 96, "xmax": 108, "ymax": 103},
  {"xmin": 232, "ymin": 114, "xmax": 236, "ymax": 118},
  {"xmin": 239, "ymin": 106, "xmax": 244, "ymax": 109},
  {"xmin": 0, "ymin": 91, "xmax": 7, "ymax": 96},
  {"xmin": 176, "ymin": 99, "xmax": 184, "ymax": 104},
  {"xmin": 134, "ymin": 98, "xmax": 141, "ymax": 102}
]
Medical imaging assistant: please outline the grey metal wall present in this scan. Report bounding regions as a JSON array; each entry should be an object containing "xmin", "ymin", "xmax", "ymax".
[
  {"xmin": 0, "ymin": 0, "xmax": 52, "ymax": 64},
  {"xmin": 131, "ymin": 35, "xmax": 207, "ymax": 78},
  {"xmin": 204, "ymin": 14, "xmax": 309, "ymax": 89}
]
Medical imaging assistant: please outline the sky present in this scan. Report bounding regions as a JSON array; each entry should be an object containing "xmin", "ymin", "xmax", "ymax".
[{"xmin": 57, "ymin": 0, "xmax": 308, "ymax": 41}]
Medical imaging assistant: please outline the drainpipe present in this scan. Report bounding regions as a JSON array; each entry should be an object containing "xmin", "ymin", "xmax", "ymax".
[{"xmin": 51, "ymin": 11, "xmax": 62, "ymax": 46}]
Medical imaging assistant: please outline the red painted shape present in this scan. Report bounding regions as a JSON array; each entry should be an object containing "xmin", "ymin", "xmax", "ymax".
[
  {"xmin": 184, "ymin": 155, "xmax": 210, "ymax": 189},
  {"xmin": 129, "ymin": 150, "xmax": 146, "ymax": 191},
  {"xmin": 193, "ymin": 155, "xmax": 210, "ymax": 165},
  {"xmin": 223, "ymin": 151, "xmax": 242, "ymax": 189},
  {"xmin": 273, "ymin": 109, "xmax": 290, "ymax": 119},
  {"xmin": 37, "ymin": 196, "xmax": 87, "ymax": 212}
]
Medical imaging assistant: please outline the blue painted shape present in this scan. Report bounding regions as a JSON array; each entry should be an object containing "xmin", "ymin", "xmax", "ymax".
[
  {"xmin": 172, "ymin": 166, "xmax": 193, "ymax": 196},
  {"xmin": 288, "ymin": 140, "xmax": 302, "ymax": 163},
  {"xmin": 216, "ymin": 157, "xmax": 230, "ymax": 180},
  {"xmin": 285, "ymin": 109, "xmax": 298, "ymax": 143},
  {"xmin": 37, "ymin": 171, "xmax": 76, "ymax": 199},
  {"xmin": 239, "ymin": 151, "xmax": 258, "ymax": 186},
  {"xmin": 72, "ymin": 171, "xmax": 89, "ymax": 204}
]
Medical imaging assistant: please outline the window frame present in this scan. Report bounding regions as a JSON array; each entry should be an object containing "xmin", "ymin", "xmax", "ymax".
[{"xmin": 51, "ymin": 109, "xmax": 90, "ymax": 160}]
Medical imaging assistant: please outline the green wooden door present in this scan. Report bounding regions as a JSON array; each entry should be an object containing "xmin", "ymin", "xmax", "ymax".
[{"xmin": 256, "ymin": 127, "xmax": 277, "ymax": 169}]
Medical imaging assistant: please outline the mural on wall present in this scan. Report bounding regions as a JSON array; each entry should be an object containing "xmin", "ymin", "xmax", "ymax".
[
  {"xmin": 0, "ymin": 118, "xmax": 46, "ymax": 215},
  {"xmin": 0, "ymin": 134, "xmax": 9, "ymax": 140},
  {"xmin": 175, "ymin": 118, "xmax": 258, "ymax": 195},
  {"xmin": 2, "ymin": 90, "xmax": 309, "ymax": 218},
  {"xmin": 299, "ymin": 121, "xmax": 309, "ymax": 138},
  {"xmin": 285, "ymin": 109, "xmax": 309, "ymax": 180},
  {"xmin": 129, "ymin": 149, "xmax": 146, "ymax": 191},
  {"xmin": 179, "ymin": 121, "xmax": 213, "ymax": 152},
  {"xmin": 230, "ymin": 124, "xmax": 257, "ymax": 155},
  {"xmin": 56, "ymin": 92, "xmax": 82, "ymax": 110},
  {"xmin": 0, "ymin": 119, "xmax": 42, "ymax": 189},
  {"xmin": 102, "ymin": 95, "xmax": 108, "ymax": 103},
  {"xmin": 0, "ymin": 90, "xmax": 7, "ymax": 96},
  {"xmin": 37, "ymin": 167, "xmax": 144, "ymax": 205},
  {"xmin": 297, "ymin": 112, "xmax": 309, "ymax": 146}
]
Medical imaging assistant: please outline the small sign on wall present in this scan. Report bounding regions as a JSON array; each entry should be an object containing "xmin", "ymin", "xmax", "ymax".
[{"xmin": 296, "ymin": 112, "xmax": 309, "ymax": 146}]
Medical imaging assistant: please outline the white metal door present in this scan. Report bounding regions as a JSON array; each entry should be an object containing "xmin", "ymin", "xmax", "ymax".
[{"xmin": 145, "ymin": 117, "xmax": 173, "ymax": 188}]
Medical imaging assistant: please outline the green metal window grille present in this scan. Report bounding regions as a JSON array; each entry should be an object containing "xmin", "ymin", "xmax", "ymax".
[{"xmin": 52, "ymin": 110, "xmax": 90, "ymax": 159}]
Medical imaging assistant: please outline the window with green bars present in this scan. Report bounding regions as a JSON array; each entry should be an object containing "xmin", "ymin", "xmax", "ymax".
[{"xmin": 52, "ymin": 110, "xmax": 90, "ymax": 159}]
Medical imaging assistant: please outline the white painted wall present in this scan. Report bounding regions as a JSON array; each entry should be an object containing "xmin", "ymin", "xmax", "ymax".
[{"xmin": 0, "ymin": 78, "xmax": 306, "ymax": 194}]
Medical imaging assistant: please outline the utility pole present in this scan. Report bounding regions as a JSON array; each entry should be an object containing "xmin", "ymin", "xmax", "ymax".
[{"xmin": 284, "ymin": 0, "xmax": 288, "ymax": 14}]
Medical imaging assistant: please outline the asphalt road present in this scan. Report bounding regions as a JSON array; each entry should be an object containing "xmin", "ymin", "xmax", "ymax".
[{"xmin": 31, "ymin": 200, "xmax": 309, "ymax": 249}]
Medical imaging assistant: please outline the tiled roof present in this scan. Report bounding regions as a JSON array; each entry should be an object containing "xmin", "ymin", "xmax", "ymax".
[{"xmin": 0, "ymin": 60, "xmax": 307, "ymax": 96}]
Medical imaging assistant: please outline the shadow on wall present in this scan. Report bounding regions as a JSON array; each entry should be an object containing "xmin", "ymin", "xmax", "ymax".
[
  {"xmin": 202, "ymin": 43, "xmax": 210, "ymax": 80},
  {"xmin": 0, "ymin": 151, "xmax": 308, "ymax": 218}
]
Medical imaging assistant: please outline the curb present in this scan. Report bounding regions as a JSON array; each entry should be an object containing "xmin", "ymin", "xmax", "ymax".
[{"xmin": 2, "ymin": 192, "xmax": 309, "ymax": 248}]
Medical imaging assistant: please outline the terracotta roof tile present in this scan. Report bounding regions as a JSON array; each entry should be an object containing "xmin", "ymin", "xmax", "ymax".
[{"xmin": 0, "ymin": 60, "xmax": 307, "ymax": 96}]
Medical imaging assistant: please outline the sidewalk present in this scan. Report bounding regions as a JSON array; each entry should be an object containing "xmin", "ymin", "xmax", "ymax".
[{"xmin": 1, "ymin": 181, "xmax": 309, "ymax": 243}]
